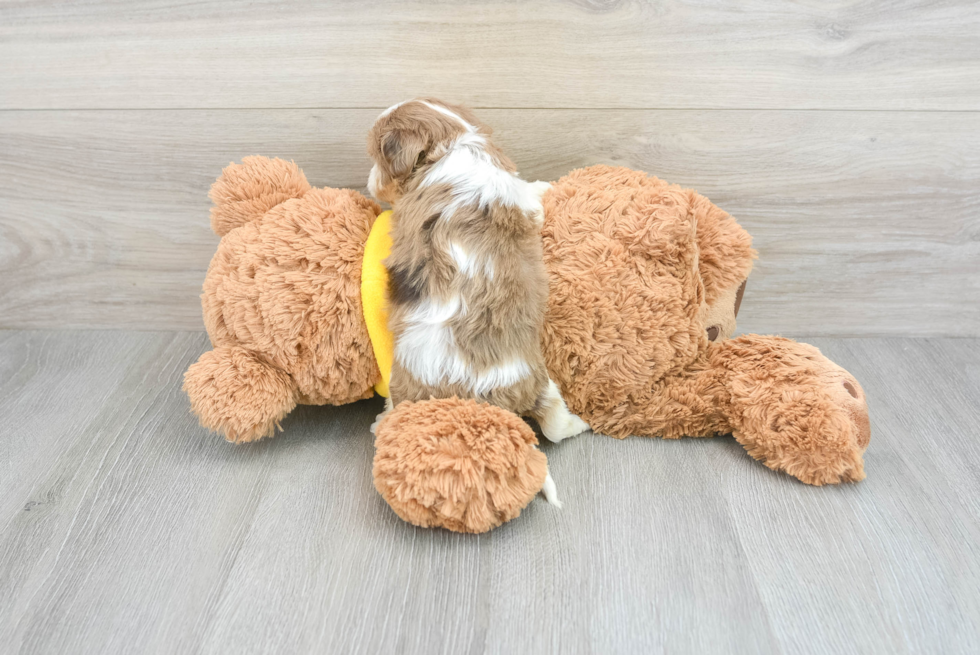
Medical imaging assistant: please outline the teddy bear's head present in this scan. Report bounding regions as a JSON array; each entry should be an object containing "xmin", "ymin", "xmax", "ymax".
[{"xmin": 540, "ymin": 165, "xmax": 755, "ymax": 437}]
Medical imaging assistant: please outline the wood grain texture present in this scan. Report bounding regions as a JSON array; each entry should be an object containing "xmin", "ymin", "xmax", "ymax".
[
  {"xmin": 2, "ymin": 1, "xmax": 980, "ymax": 110},
  {"xmin": 1, "ymin": 108, "xmax": 977, "ymax": 335},
  {"xmin": 1, "ymin": 331, "xmax": 979, "ymax": 654}
]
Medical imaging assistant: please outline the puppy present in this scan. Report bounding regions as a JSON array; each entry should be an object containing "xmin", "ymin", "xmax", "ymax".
[{"xmin": 367, "ymin": 98, "xmax": 589, "ymax": 503}]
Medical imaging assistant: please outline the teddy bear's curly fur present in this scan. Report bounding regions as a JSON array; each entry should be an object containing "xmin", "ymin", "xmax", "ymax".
[
  {"xmin": 373, "ymin": 397, "xmax": 547, "ymax": 533},
  {"xmin": 540, "ymin": 166, "xmax": 869, "ymax": 484},
  {"xmin": 184, "ymin": 157, "xmax": 381, "ymax": 442},
  {"xmin": 184, "ymin": 157, "xmax": 871, "ymax": 533}
]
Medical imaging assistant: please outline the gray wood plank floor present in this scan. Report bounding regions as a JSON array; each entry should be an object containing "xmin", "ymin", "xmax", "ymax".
[{"xmin": 1, "ymin": 331, "xmax": 978, "ymax": 654}]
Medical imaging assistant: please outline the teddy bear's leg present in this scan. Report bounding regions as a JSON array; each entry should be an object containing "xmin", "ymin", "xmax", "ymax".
[
  {"xmin": 183, "ymin": 346, "xmax": 298, "ymax": 443},
  {"xmin": 712, "ymin": 335, "xmax": 871, "ymax": 485},
  {"xmin": 372, "ymin": 397, "xmax": 549, "ymax": 533}
]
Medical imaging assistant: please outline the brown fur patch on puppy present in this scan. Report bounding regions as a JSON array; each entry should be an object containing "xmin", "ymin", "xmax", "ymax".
[{"xmin": 385, "ymin": 185, "xmax": 550, "ymax": 414}]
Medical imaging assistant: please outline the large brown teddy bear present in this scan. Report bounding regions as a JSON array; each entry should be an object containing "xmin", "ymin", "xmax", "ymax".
[{"xmin": 184, "ymin": 156, "xmax": 871, "ymax": 533}]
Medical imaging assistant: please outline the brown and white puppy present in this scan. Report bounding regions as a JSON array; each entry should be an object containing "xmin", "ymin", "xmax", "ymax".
[{"xmin": 367, "ymin": 98, "xmax": 589, "ymax": 502}]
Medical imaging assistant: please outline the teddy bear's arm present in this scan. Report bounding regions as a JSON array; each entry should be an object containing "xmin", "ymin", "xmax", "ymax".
[
  {"xmin": 602, "ymin": 333, "xmax": 871, "ymax": 485},
  {"xmin": 710, "ymin": 334, "xmax": 870, "ymax": 485},
  {"xmin": 372, "ymin": 397, "xmax": 548, "ymax": 533}
]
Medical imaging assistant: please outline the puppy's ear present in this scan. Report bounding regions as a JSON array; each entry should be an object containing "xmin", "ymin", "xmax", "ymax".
[{"xmin": 381, "ymin": 129, "xmax": 428, "ymax": 178}]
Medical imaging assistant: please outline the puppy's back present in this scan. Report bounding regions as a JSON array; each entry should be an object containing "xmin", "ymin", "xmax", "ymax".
[{"xmin": 387, "ymin": 179, "xmax": 550, "ymax": 413}]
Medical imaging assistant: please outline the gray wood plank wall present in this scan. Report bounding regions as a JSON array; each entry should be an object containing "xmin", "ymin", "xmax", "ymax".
[{"xmin": 1, "ymin": 1, "xmax": 979, "ymax": 335}]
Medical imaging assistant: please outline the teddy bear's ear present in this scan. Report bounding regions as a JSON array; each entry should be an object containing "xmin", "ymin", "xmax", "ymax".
[
  {"xmin": 690, "ymin": 191, "xmax": 756, "ymax": 307},
  {"xmin": 208, "ymin": 156, "xmax": 312, "ymax": 236}
]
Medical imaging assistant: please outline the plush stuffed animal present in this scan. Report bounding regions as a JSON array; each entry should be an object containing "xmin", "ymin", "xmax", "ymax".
[{"xmin": 184, "ymin": 156, "xmax": 871, "ymax": 533}]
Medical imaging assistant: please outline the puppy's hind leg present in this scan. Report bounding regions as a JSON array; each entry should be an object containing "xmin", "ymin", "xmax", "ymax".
[
  {"xmin": 532, "ymin": 379, "xmax": 590, "ymax": 444},
  {"xmin": 525, "ymin": 180, "xmax": 552, "ymax": 225},
  {"xmin": 370, "ymin": 396, "xmax": 394, "ymax": 435},
  {"xmin": 540, "ymin": 464, "xmax": 563, "ymax": 509}
]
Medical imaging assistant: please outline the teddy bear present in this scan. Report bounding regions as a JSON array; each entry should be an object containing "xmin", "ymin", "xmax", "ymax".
[{"xmin": 184, "ymin": 156, "xmax": 871, "ymax": 534}]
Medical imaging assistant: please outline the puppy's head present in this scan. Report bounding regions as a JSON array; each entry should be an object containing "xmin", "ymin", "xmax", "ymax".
[{"xmin": 366, "ymin": 98, "xmax": 488, "ymax": 203}]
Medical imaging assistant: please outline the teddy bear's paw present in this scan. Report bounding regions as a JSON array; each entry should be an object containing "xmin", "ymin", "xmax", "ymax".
[
  {"xmin": 780, "ymin": 444, "xmax": 867, "ymax": 486},
  {"xmin": 781, "ymin": 373, "xmax": 871, "ymax": 485},
  {"xmin": 733, "ymin": 390, "xmax": 870, "ymax": 486},
  {"xmin": 718, "ymin": 335, "xmax": 872, "ymax": 486}
]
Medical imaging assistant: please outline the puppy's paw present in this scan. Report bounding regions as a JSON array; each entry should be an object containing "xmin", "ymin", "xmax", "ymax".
[
  {"xmin": 542, "ymin": 413, "xmax": 590, "ymax": 444},
  {"xmin": 541, "ymin": 471, "xmax": 562, "ymax": 508},
  {"xmin": 529, "ymin": 180, "xmax": 552, "ymax": 200},
  {"xmin": 524, "ymin": 181, "xmax": 552, "ymax": 225},
  {"xmin": 370, "ymin": 398, "xmax": 393, "ymax": 436}
]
